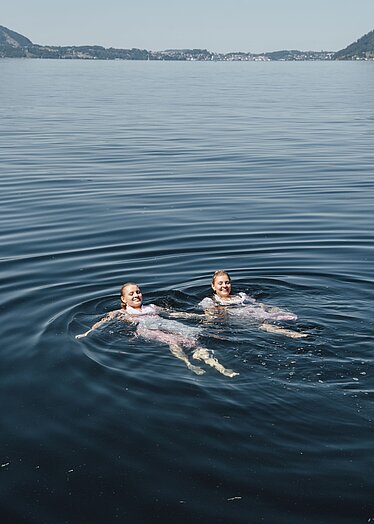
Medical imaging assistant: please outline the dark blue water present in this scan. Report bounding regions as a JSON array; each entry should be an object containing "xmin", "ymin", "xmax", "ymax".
[{"xmin": 1, "ymin": 59, "xmax": 373, "ymax": 524}]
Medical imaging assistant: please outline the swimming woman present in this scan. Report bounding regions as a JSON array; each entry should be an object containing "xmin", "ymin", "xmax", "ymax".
[
  {"xmin": 76, "ymin": 282, "xmax": 239, "ymax": 377},
  {"xmin": 199, "ymin": 270, "xmax": 308, "ymax": 338}
]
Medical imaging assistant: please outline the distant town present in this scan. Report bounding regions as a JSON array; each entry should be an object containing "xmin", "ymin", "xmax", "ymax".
[
  {"xmin": 1, "ymin": 25, "xmax": 373, "ymax": 61},
  {"xmin": 12, "ymin": 47, "xmax": 336, "ymax": 62}
]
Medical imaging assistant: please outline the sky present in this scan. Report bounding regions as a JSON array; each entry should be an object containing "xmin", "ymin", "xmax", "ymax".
[{"xmin": 2, "ymin": 0, "xmax": 374, "ymax": 53}]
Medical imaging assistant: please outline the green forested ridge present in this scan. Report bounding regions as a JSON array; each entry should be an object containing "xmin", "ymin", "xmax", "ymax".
[
  {"xmin": 334, "ymin": 29, "xmax": 374, "ymax": 59},
  {"xmin": 0, "ymin": 25, "xmax": 32, "ymax": 47},
  {"xmin": 1, "ymin": 24, "xmax": 373, "ymax": 61}
]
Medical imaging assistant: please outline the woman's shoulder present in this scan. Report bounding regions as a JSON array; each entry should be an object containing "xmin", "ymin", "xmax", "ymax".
[
  {"xmin": 198, "ymin": 293, "xmax": 255, "ymax": 308},
  {"xmin": 238, "ymin": 292, "xmax": 255, "ymax": 303},
  {"xmin": 107, "ymin": 309, "xmax": 123, "ymax": 318},
  {"xmin": 142, "ymin": 303, "xmax": 160, "ymax": 314},
  {"xmin": 198, "ymin": 296, "xmax": 215, "ymax": 309},
  {"xmin": 125, "ymin": 304, "xmax": 160, "ymax": 316}
]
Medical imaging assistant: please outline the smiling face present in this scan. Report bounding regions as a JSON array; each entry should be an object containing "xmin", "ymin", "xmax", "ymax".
[
  {"xmin": 212, "ymin": 272, "xmax": 232, "ymax": 300},
  {"xmin": 121, "ymin": 283, "xmax": 143, "ymax": 309}
]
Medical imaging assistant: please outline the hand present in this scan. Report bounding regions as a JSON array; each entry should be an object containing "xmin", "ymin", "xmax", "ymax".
[{"xmin": 75, "ymin": 330, "xmax": 90, "ymax": 339}]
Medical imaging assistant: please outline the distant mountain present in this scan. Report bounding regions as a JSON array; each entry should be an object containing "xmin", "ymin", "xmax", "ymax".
[
  {"xmin": 1, "ymin": 23, "xmax": 372, "ymax": 61},
  {"xmin": 0, "ymin": 25, "xmax": 32, "ymax": 47},
  {"xmin": 0, "ymin": 25, "xmax": 150, "ymax": 60},
  {"xmin": 0, "ymin": 24, "xmax": 333, "ymax": 61},
  {"xmin": 334, "ymin": 29, "xmax": 374, "ymax": 60},
  {"xmin": 0, "ymin": 24, "xmax": 33, "ymax": 56},
  {"xmin": 265, "ymin": 49, "xmax": 334, "ymax": 61}
]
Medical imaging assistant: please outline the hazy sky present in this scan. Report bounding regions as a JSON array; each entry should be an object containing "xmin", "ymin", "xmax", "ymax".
[{"xmin": 3, "ymin": 0, "xmax": 374, "ymax": 53}]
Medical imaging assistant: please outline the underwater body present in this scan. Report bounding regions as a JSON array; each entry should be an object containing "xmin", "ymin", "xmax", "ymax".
[{"xmin": 0, "ymin": 60, "xmax": 373, "ymax": 523}]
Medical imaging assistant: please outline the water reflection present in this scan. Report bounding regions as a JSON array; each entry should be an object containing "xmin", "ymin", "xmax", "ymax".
[{"xmin": 0, "ymin": 60, "xmax": 373, "ymax": 523}]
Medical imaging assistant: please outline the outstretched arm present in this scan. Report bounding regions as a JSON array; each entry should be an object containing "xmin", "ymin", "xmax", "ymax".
[
  {"xmin": 166, "ymin": 310, "xmax": 205, "ymax": 320},
  {"xmin": 155, "ymin": 304, "xmax": 204, "ymax": 320},
  {"xmin": 75, "ymin": 310, "xmax": 120, "ymax": 339},
  {"xmin": 259, "ymin": 322, "xmax": 308, "ymax": 338}
]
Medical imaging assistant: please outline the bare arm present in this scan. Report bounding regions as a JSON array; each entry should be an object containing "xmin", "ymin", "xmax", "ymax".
[
  {"xmin": 166, "ymin": 310, "xmax": 205, "ymax": 320},
  {"xmin": 259, "ymin": 322, "xmax": 308, "ymax": 338},
  {"xmin": 75, "ymin": 310, "xmax": 120, "ymax": 339},
  {"xmin": 154, "ymin": 304, "xmax": 204, "ymax": 320},
  {"xmin": 202, "ymin": 305, "xmax": 229, "ymax": 320}
]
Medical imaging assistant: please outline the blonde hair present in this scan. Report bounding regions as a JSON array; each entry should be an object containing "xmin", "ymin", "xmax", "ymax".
[
  {"xmin": 120, "ymin": 282, "xmax": 139, "ymax": 306},
  {"xmin": 211, "ymin": 270, "xmax": 231, "ymax": 286}
]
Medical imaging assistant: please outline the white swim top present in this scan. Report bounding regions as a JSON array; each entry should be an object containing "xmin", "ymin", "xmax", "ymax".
[
  {"xmin": 199, "ymin": 292, "xmax": 255, "ymax": 309},
  {"xmin": 125, "ymin": 304, "xmax": 160, "ymax": 316},
  {"xmin": 125, "ymin": 304, "xmax": 202, "ymax": 338},
  {"xmin": 198, "ymin": 292, "xmax": 297, "ymax": 322}
]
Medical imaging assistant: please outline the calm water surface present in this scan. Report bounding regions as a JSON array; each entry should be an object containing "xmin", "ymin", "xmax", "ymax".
[{"xmin": 0, "ymin": 59, "xmax": 373, "ymax": 523}]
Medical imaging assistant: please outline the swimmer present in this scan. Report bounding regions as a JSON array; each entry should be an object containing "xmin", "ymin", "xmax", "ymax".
[
  {"xmin": 199, "ymin": 270, "xmax": 308, "ymax": 339},
  {"xmin": 76, "ymin": 282, "xmax": 239, "ymax": 377}
]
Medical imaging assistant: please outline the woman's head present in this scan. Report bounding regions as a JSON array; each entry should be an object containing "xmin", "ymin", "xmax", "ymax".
[
  {"xmin": 211, "ymin": 270, "xmax": 232, "ymax": 299},
  {"xmin": 120, "ymin": 282, "xmax": 142, "ymax": 309}
]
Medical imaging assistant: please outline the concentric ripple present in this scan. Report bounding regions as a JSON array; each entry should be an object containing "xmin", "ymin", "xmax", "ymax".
[{"xmin": 0, "ymin": 60, "xmax": 373, "ymax": 524}]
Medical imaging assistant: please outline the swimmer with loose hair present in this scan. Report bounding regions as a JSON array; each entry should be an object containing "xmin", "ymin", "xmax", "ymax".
[
  {"xmin": 76, "ymin": 282, "xmax": 239, "ymax": 377},
  {"xmin": 199, "ymin": 270, "xmax": 308, "ymax": 338}
]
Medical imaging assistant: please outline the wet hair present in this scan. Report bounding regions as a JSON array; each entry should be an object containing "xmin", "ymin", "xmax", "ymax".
[
  {"xmin": 120, "ymin": 282, "xmax": 139, "ymax": 302},
  {"xmin": 212, "ymin": 270, "xmax": 231, "ymax": 286}
]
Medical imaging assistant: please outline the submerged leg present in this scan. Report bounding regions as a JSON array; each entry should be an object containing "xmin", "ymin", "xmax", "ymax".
[
  {"xmin": 169, "ymin": 344, "xmax": 205, "ymax": 375},
  {"xmin": 260, "ymin": 323, "xmax": 308, "ymax": 338},
  {"xmin": 192, "ymin": 347, "xmax": 239, "ymax": 378}
]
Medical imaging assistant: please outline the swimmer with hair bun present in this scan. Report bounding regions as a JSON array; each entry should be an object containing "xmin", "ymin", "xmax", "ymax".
[
  {"xmin": 76, "ymin": 282, "xmax": 239, "ymax": 377},
  {"xmin": 199, "ymin": 270, "xmax": 308, "ymax": 338}
]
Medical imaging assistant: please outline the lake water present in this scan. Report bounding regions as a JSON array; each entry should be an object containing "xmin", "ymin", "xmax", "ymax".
[{"xmin": 0, "ymin": 59, "xmax": 373, "ymax": 524}]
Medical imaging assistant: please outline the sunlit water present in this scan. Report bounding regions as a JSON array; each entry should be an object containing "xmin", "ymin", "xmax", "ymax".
[{"xmin": 0, "ymin": 59, "xmax": 373, "ymax": 524}]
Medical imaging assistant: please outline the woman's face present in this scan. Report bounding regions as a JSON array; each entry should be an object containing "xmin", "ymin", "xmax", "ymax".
[
  {"xmin": 121, "ymin": 284, "xmax": 143, "ymax": 309},
  {"xmin": 212, "ymin": 273, "xmax": 232, "ymax": 299}
]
